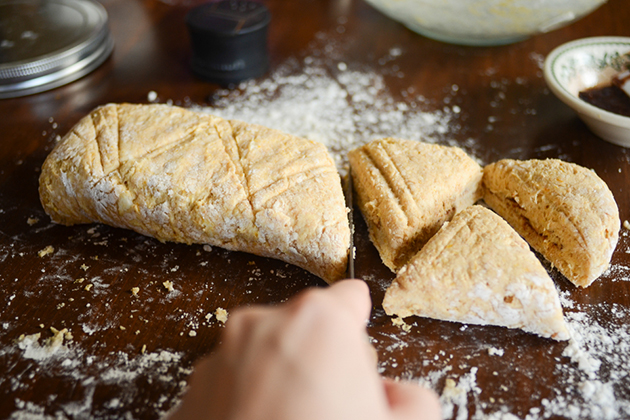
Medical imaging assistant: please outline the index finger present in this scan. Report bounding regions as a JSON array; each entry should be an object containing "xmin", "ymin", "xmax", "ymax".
[{"xmin": 326, "ymin": 279, "xmax": 372, "ymax": 326}]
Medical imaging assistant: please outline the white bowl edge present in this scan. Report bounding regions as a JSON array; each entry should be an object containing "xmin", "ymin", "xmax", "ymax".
[{"xmin": 544, "ymin": 36, "xmax": 630, "ymax": 146}]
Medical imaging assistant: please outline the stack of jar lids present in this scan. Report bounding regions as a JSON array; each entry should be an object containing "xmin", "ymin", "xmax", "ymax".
[{"xmin": 186, "ymin": 0, "xmax": 271, "ymax": 86}]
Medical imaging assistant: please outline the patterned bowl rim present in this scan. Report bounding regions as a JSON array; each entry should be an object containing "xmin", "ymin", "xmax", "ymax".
[{"xmin": 543, "ymin": 36, "xmax": 630, "ymax": 126}]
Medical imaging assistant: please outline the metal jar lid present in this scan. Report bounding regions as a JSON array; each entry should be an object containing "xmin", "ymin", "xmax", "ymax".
[{"xmin": 0, "ymin": 0, "xmax": 114, "ymax": 99}]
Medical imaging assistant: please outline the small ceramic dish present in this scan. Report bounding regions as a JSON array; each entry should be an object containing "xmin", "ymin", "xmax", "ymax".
[{"xmin": 544, "ymin": 36, "xmax": 630, "ymax": 147}]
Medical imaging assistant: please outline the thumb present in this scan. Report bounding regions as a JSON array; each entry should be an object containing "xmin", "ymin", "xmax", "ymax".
[{"xmin": 383, "ymin": 378, "xmax": 442, "ymax": 420}]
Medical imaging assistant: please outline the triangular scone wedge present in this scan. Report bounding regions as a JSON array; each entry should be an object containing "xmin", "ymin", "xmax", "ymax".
[
  {"xmin": 383, "ymin": 205, "xmax": 569, "ymax": 341},
  {"xmin": 483, "ymin": 158, "xmax": 619, "ymax": 288},
  {"xmin": 348, "ymin": 138, "xmax": 483, "ymax": 272},
  {"xmin": 39, "ymin": 103, "xmax": 350, "ymax": 283}
]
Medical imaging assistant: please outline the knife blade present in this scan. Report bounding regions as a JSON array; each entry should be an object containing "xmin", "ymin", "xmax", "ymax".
[{"xmin": 344, "ymin": 170, "xmax": 355, "ymax": 279}]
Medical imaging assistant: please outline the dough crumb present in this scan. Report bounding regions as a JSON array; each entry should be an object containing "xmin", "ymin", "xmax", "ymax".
[
  {"xmin": 203, "ymin": 244, "xmax": 212, "ymax": 252},
  {"xmin": 163, "ymin": 281, "xmax": 174, "ymax": 292},
  {"xmin": 48, "ymin": 327, "xmax": 68, "ymax": 350},
  {"xmin": 38, "ymin": 246, "xmax": 54, "ymax": 258},
  {"xmin": 391, "ymin": 316, "xmax": 412, "ymax": 332},
  {"xmin": 188, "ymin": 330, "xmax": 197, "ymax": 337},
  {"xmin": 84, "ymin": 284, "xmax": 93, "ymax": 291},
  {"xmin": 16, "ymin": 332, "xmax": 40, "ymax": 344},
  {"xmin": 27, "ymin": 217, "xmax": 39, "ymax": 226},
  {"xmin": 442, "ymin": 377, "xmax": 465, "ymax": 399},
  {"xmin": 215, "ymin": 308, "xmax": 228, "ymax": 324},
  {"xmin": 623, "ymin": 220, "xmax": 630, "ymax": 230},
  {"xmin": 131, "ymin": 287, "xmax": 140, "ymax": 296}
]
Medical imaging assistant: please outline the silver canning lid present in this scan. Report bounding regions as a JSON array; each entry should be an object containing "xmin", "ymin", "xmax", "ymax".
[{"xmin": 0, "ymin": 0, "xmax": 114, "ymax": 99}]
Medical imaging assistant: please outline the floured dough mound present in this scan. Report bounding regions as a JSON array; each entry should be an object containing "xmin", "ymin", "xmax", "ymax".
[
  {"xmin": 483, "ymin": 158, "xmax": 619, "ymax": 288},
  {"xmin": 383, "ymin": 205, "xmax": 569, "ymax": 341},
  {"xmin": 348, "ymin": 138, "xmax": 483, "ymax": 272},
  {"xmin": 39, "ymin": 103, "xmax": 350, "ymax": 283}
]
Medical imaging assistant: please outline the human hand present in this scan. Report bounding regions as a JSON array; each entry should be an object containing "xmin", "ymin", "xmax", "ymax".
[{"xmin": 168, "ymin": 279, "xmax": 441, "ymax": 420}]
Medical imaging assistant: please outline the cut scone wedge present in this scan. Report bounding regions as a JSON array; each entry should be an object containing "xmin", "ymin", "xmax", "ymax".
[
  {"xmin": 383, "ymin": 205, "xmax": 569, "ymax": 341},
  {"xmin": 483, "ymin": 158, "xmax": 619, "ymax": 288},
  {"xmin": 39, "ymin": 103, "xmax": 350, "ymax": 283},
  {"xmin": 348, "ymin": 138, "xmax": 483, "ymax": 272}
]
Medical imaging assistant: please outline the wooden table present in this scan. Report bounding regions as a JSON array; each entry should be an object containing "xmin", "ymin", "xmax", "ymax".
[{"xmin": 2, "ymin": 1, "xmax": 629, "ymax": 419}]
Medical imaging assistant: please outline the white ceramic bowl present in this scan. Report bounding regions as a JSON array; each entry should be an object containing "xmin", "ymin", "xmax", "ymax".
[
  {"xmin": 544, "ymin": 36, "xmax": 630, "ymax": 147},
  {"xmin": 364, "ymin": 0, "xmax": 607, "ymax": 46}
]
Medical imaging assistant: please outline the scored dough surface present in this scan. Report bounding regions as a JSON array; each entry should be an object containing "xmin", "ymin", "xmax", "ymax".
[
  {"xmin": 383, "ymin": 205, "xmax": 569, "ymax": 341},
  {"xmin": 483, "ymin": 158, "xmax": 619, "ymax": 288},
  {"xmin": 39, "ymin": 103, "xmax": 350, "ymax": 283},
  {"xmin": 348, "ymin": 138, "xmax": 483, "ymax": 272}
]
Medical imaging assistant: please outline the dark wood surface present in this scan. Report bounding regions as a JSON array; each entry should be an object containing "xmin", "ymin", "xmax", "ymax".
[{"xmin": 2, "ymin": 1, "xmax": 630, "ymax": 419}]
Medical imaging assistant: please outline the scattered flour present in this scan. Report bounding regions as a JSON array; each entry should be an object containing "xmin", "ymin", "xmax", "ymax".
[
  {"xmin": 191, "ymin": 34, "xmax": 463, "ymax": 174},
  {"xmin": 487, "ymin": 347, "xmax": 504, "ymax": 357},
  {"xmin": 2, "ymin": 33, "xmax": 461, "ymax": 417},
  {"xmin": 6, "ymin": 331, "xmax": 190, "ymax": 420},
  {"xmin": 2, "ymin": 25, "xmax": 629, "ymax": 420},
  {"xmin": 390, "ymin": 303, "xmax": 630, "ymax": 420}
]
